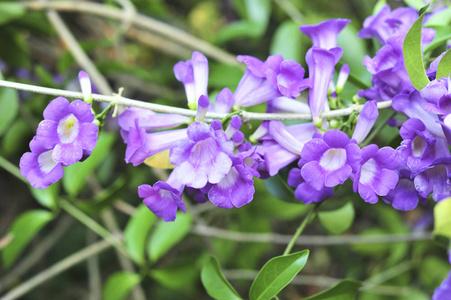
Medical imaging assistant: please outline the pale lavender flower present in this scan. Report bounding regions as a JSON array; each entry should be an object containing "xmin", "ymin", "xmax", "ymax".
[
  {"xmin": 383, "ymin": 169, "xmax": 426, "ymax": 210},
  {"xmin": 288, "ymin": 167, "xmax": 334, "ymax": 204},
  {"xmin": 20, "ymin": 138, "xmax": 64, "ymax": 189},
  {"xmin": 173, "ymin": 51, "xmax": 209, "ymax": 109},
  {"xmin": 300, "ymin": 130, "xmax": 361, "ymax": 190},
  {"xmin": 352, "ymin": 101, "xmax": 379, "ymax": 144},
  {"xmin": 208, "ymin": 155, "xmax": 257, "ymax": 209},
  {"xmin": 396, "ymin": 118, "xmax": 437, "ymax": 171},
  {"xmin": 170, "ymin": 121, "xmax": 234, "ymax": 189},
  {"xmin": 124, "ymin": 120, "xmax": 187, "ymax": 166},
  {"xmin": 78, "ymin": 71, "xmax": 92, "ymax": 102},
  {"xmin": 35, "ymin": 97, "xmax": 98, "ymax": 166},
  {"xmin": 353, "ymin": 145, "xmax": 399, "ymax": 204}
]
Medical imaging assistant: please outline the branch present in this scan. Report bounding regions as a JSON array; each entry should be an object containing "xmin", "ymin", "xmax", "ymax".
[
  {"xmin": 0, "ymin": 240, "xmax": 111, "ymax": 300},
  {"xmin": 191, "ymin": 224, "xmax": 431, "ymax": 245},
  {"xmin": 22, "ymin": 1, "xmax": 239, "ymax": 65},
  {"xmin": 0, "ymin": 79, "xmax": 393, "ymax": 121},
  {"xmin": 38, "ymin": 0, "xmax": 113, "ymax": 95}
]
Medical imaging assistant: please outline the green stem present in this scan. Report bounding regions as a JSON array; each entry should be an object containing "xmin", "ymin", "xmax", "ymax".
[
  {"xmin": 221, "ymin": 110, "xmax": 241, "ymax": 125},
  {"xmin": 0, "ymin": 155, "xmax": 27, "ymax": 184},
  {"xmin": 283, "ymin": 206, "xmax": 316, "ymax": 255},
  {"xmin": 60, "ymin": 200, "xmax": 128, "ymax": 256}
]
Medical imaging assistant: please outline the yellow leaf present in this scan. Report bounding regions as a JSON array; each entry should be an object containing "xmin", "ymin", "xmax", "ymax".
[
  {"xmin": 144, "ymin": 150, "xmax": 174, "ymax": 169},
  {"xmin": 434, "ymin": 197, "xmax": 451, "ymax": 238}
]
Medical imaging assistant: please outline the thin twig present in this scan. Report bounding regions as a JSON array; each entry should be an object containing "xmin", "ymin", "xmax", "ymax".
[
  {"xmin": 86, "ymin": 231, "xmax": 101, "ymax": 300},
  {"xmin": 22, "ymin": 1, "xmax": 239, "ymax": 65},
  {"xmin": 0, "ymin": 156, "xmax": 27, "ymax": 184},
  {"xmin": 0, "ymin": 240, "xmax": 111, "ymax": 300},
  {"xmin": 0, "ymin": 79, "xmax": 393, "ymax": 121},
  {"xmin": 191, "ymin": 224, "xmax": 431, "ymax": 245},
  {"xmin": 38, "ymin": 0, "xmax": 113, "ymax": 95}
]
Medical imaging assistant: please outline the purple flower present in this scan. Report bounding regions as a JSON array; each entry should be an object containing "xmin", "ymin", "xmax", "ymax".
[
  {"xmin": 20, "ymin": 138, "xmax": 64, "ymax": 189},
  {"xmin": 256, "ymin": 121, "xmax": 319, "ymax": 176},
  {"xmin": 35, "ymin": 97, "xmax": 98, "ymax": 166},
  {"xmin": 124, "ymin": 119, "xmax": 188, "ymax": 166},
  {"xmin": 413, "ymin": 155, "xmax": 451, "ymax": 202},
  {"xmin": 288, "ymin": 167, "xmax": 334, "ymax": 204},
  {"xmin": 392, "ymin": 90, "xmax": 445, "ymax": 138},
  {"xmin": 300, "ymin": 18, "xmax": 350, "ymax": 50},
  {"xmin": 118, "ymin": 107, "xmax": 190, "ymax": 141},
  {"xmin": 300, "ymin": 130, "xmax": 361, "ymax": 190},
  {"xmin": 353, "ymin": 145, "xmax": 399, "ymax": 204},
  {"xmin": 78, "ymin": 71, "xmax": 92, "ymax": 102},
  {"xmin": 383, "ymin": 169, "xmax": 426, "ymax": 210},
  {"xmin": 305, "ymin": 48, "xmax": 338, "ymax": 123},
  {"xmin": 138, "ymin": 173, "xmax": 185, "ymax": 222},
  {"xmin": 173, "ymin": 51, "xmax": 209, "ymax": 109},
  {"xmin": 170, "ymin": 121, "xmax": 234, "ymax": 189},
  {"xmin": 433, "ymin": 267, "xmax": 451, "ymax": 300},
  {"xmin": 351, "ymin": 101, "xmax": 379, "ymax": 144},
  {"xmin": 208, "ymin": 156, "xmax": 257, "ymax": 209},
  {"xmin": 233, "ymin": 55, "xmax": 308, "ymax": 108},
  {"xmin": 397, "ymin": 118, "xmax": 437, "ymax": 171}
]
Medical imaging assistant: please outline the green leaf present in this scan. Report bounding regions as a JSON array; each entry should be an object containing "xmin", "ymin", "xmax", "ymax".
[
  {"xmin": 151, "ymin": 258, "xmax": 199, "ymax": 290},
  {"xmin": 245, "ymin": 0, "xmax": 270, "ymax": 28},
  {"xmin": 249, "ymin": 250, "xmax": 309, "ymax": 300},
  {"xmin": 0, "ymin": 3, "xmax": 26, "ymax": 26},
  {"xmin": 201, "ymin": 255, "xmax": 242, "ymax": 300},
  {"xmin": 103, "ymin": 271, "xmax": 141, "ymax": 300},
  {"xmin": 425, "ymin": 6, "xmax": 451, "ymax": 26},
  {"xmin": 215, "ymin": 21, "xmax": 263, "ymax": 44},
  {"xmin": 2, "ymin": 210, "xmax": 53, "ymax": 268},
  {"xmin": 270, "ymin": 21, "xmax": 303, "ymax": 62},
  {"xmin": 29, "ymin": 183, "xmax": 59, "ymax": 209},
  {"xmin": 147, "ymin": 212, "xmax": 193, "ymax": 262},
  {"xmin": 423, "ymin": 25, "xmax": 451, "ymax": 54},
  {"xmin": 403, "ymin": 7, "xmax": 430, "ymax": 91},
  {"xmin": 262, "ymin": 175, "xmax": 297, "ymax": 203},
  {"xmin": 436, "ymin": 48, "xmax": 451, "ymax": 79},
  {"xmin": 0, "ymin": 88, "xmax": 19, "ymax": 137},
  {"xmin": 317, "ymin": 201, "xmax": 355, "ymax": 235},
  {"xmin": 63, "ymin": 132, "xmax": 115, "ymax": 196},
  {"xmin": 303, "ymin": 279, "xmax": 362, "ymax": 300},
  {"xmin": 433, "ymin": 197, "xmax": 451, "ymax": 238},
  {"xmin": 1, "ymin": 119, "xmax": 31, "ymax": 155},
  {"xmin": 404, "ymin": 0, "xmax": 428, "ymax": 11},
  {"xmin": 124, "ymin": 204, "xmax": 156, "ymax": 265}
]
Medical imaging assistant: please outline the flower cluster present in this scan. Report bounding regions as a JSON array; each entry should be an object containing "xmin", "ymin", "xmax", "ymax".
[{"xmin": 20, "ymin": 72, "xmax": 98, "ymax": 189}]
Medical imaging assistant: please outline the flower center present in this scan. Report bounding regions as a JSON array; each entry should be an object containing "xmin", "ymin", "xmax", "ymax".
[
  {"xmin": 319, "ymin": 148, "xmax": 347, "ymax": 171},
  {"xmin": 38, "ymin": 150, "xmax": 58, "ymax": 174},
  {"xmin": 57, "ymin": 114, "xmax": 79, "ymax": 143},
  {"xmin": 218, "ymin": 167, "xmax": 239, "ymax": 189},
  {"xmin": 411, "ymin": 136, "xmax": 426, "ymax": 157},
  {"xmin": 360, "ymin": 158, "xmax": 377, "ymax": 185}
]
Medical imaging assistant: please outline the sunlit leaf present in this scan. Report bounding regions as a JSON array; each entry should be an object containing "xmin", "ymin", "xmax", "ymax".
[
  {"xmin": 2, "ymin": 210, "xmax": 53, "ymax": 269},
  {"xmin": 144, "ymin": 149, "xmax": 174, "ymax": 169},
  {"xmin": 103, "ymin": 271, "xmax": 141, "ymax": 300},
  {"xmin": 30, "ymin": 182, "xmax": 59, "ymax": 209},
  {"xmin": 436, "ymin": 48, "xmax": 451, "ymax": 79},
  {"xmin": 433, "ymin": 197, "xmax": 451, "ymax": 238},
  {"xmin": 201, "ymin": 255, "xmax": 242, "ymax": 300},
  {"xmin": 249, "ymin": 250, "xmax": 309, "ymax": 300},
  {"xmin": 403, "ymin": 6, "xmax": 430, "ymax": 91}
]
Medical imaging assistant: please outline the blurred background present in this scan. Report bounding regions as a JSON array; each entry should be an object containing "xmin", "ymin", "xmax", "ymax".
[{"xmin": 0, "ymin": 0, "xmax": 449, "ymax": 299}]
